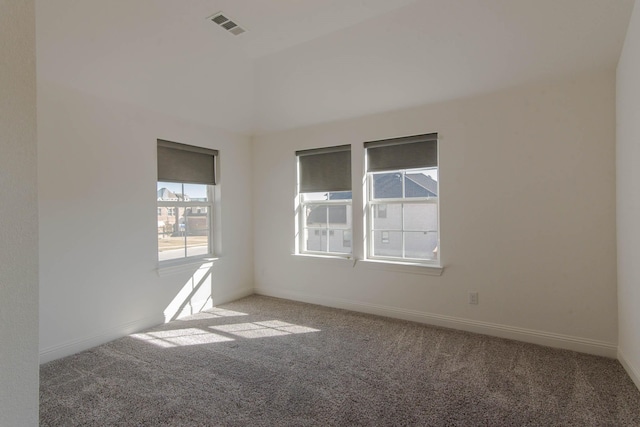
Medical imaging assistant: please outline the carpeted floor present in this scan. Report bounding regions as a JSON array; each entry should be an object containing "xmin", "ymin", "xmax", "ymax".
[{"xmin": 40, "ymin": 295, "xmax": 640, "ymax": 426}]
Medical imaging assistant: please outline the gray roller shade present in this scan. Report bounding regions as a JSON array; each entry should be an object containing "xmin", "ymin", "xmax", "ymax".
[
  {"xmin": 365, "ymin": 133, "xmax": 438, "ymax": 172},
  {"xmin": 157, "ymin": 139, "xmax": 218, "ymax": 185},
  {"xmin": 296, "ymin": 145, "xmax": 351, "ymax": 193}
]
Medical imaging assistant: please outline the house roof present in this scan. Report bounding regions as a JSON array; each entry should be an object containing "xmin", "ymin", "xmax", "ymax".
[
  {"xmin": 373, "ymin": 172, "xmax": 437, "ymax": 198},
  {"xmin": 406, "ymin": 174, "xmax": 437, "ymax": 196},
  {"xmin": 157, "ymin": 188, "xmax": 178, "ymax": 201},
  {"xmin": 158, "ymin": 188, "xmax": 195, "ymax": 202}
]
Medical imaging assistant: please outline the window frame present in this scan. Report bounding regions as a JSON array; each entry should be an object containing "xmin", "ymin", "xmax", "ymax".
[
  {"xmin": 362, "ymin": 133, "xmax": 442, "ymax": 272},
  {"xmin": 298, "ymin": 194, "xmax": 353, "ymax": 257},
  {"xmin": 157, "ymin": 183, "xmax": 215, "ymax": 266},
  {"xmin": 156, "ymin": 139, "xmax": 218, "ymax": 270},
  {"xmin": 366, "ymin": 167, "xmax": 440, "ymax": 266},
  {"xmin": 295, "ymin": 144, "xmax": 352, "ymax": 259}
]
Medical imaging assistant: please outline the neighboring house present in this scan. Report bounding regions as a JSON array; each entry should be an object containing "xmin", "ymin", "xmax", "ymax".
[
  {"xmin": 157, "ymin": 188, "xmax": 207, "ymax": 237},
  {"xmin": 305, "ymin": 173, "xmax": 438, "ymax": 259}
]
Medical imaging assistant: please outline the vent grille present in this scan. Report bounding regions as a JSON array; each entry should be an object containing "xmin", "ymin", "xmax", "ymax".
[
  {"xmin": 211, "ymin": 14, "xmax": 228, "ymax": 25},
  {"xmin": 222, "ymin": 21, "xmax": 237, "ymax": 30},
  {"xmin": 208, "ymin": 12, "xmax": 247, "ymax": 36}
]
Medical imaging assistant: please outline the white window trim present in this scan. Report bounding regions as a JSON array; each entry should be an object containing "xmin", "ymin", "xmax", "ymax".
[
  {"xmin": 157, "ymin": 185, "xmax": 215, "ymax": 267},
  {"xmin": 356, "ymin": 258, "xmax": 443, "ymax": 276}
]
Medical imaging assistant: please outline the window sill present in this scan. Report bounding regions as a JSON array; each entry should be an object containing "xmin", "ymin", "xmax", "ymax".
[
  {"xmin": 292, "ymin": 253, "xmax": 355, "ymax": 266},
  {"xmin": 291, "ymin": 254, "xmax": 443, "ymax": 275},
  {"xmin": 357, "ymin": 259, "xmax": 443, "ymax": 276},
  {"xmin": 157, "ymin": 257, "xmax": 219, "ymax": 277}
]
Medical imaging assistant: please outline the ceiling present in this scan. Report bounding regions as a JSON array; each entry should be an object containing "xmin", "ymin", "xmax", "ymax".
[{"xmin": 37, "ymin": 0, "xmax": 635, "ymax": 135}]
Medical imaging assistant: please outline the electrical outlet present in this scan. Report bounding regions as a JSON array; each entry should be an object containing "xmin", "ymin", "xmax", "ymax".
[{"xmin": 468, "ymin": 292, "xmax": 479, "ymax": 305}]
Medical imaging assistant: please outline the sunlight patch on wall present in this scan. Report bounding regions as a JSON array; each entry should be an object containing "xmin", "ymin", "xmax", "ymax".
[{"xmin": 163, "ymin": 263, "xmax": 214, "ymax": 322}]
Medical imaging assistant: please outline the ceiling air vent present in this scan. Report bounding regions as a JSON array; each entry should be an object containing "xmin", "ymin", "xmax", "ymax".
[{"xmin": 208, "ymin": 12, "xmax": 247, "ymax": 36}]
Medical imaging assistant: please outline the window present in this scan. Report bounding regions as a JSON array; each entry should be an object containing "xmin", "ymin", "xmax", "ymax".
[
  {"xmin": 365, "ymin": 133, "xmax": 439, "ymax": 264},
  {"xmin": 157, "ymin": 140, "xmax": 218, "ymax": 264},
  {"xmin": 296, "ymin": 145, "xmax": 352, "ymax": 256}
]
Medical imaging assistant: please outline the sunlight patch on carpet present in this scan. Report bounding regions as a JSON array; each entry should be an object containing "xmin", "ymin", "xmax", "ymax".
[
  {"xmin": 210, "ymin": 320, "xmax": 320, "ymax": 339},
  {"xmin": 131, "ymin": 328, "xmax": 234, "ymax": 348}
]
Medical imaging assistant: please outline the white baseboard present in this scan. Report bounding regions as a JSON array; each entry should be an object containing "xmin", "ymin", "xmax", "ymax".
[
  {"xmin": 255, "ymin": 286, "xmax": 617, "ymax": 358},
  {"xmin": 211, "ymin": 285, "xmax": 254, "ymax": 306},
  {"xmin": 618, "ymin": 349, "xmax": 640, "ymax": 391},
  {"xmin": 40, "ymin": 286, "xmax": 254, "ymax": 365},
  {"xmin": 39, "ymin": 314, "xmax": 164, "ymax": 364}
]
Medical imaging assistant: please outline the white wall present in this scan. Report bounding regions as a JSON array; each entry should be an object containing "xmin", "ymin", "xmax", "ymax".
[
  {"xmin": 253, "ymin": 69, "xmax": 618, "ymax": 357},
  {"xmin": 0, "ymin": 0, "xmax": 39, "ymax": 424},
  {"xmin": 617, "ymin": 0, "xmax": 640, "ymax": 390},
  {"xmin": 38, "ymin": 81, "xmax": 254, "ymax": 363}
]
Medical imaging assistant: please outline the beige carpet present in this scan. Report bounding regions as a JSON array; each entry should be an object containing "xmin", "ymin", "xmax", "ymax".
[{"xmin": 40, "ymin": 295, "xmax": 640, "ymax": 426}]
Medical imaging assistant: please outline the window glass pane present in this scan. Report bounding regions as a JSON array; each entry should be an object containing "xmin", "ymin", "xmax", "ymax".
[
  {"xmin": 405, "ymin": 169, "xmax": 438, "ymax": 198},
  {"xmin": 404, "ymin": 203, "xmax": 438, "ymax": 231},
  {"xmin": 183, "ymin": 183, "xmax": 209, "ymax": 202},
  {"xmin": 343, "ymin": 230, "xmax": 352, "ymax": 248},
  {"xmin": 157, "ymin": 182, "xmax": 183, "ymax": 201},
  {"xmin": 185, "ymin": 208, "xmax": 210, "ymax": 257},
  {"xmin": 372, "ymin": 231, "xmax": 402, "ymax": 257},
  {"xmin": 328, "ymin": 191, "xmax": 352, "ymax": 200},
  {"xmin": 301, "ymin": 191, "xmax": 352, "ymax": 202},
  {"xmin": 373, "ymin": 203, "xmax": 402, "ymax": 230},
  {"xmin": 305, "ymin": 205, "xmax": 328, "ymax": 227},
  {"xmin": 328, "ymin": 229, "xmax": 351, "ymax": 254},
  {"xmin": 158, "ymin": 205, "xmax": 182, "ymax": 235},
  {"xmin": 305, "ymin": 228, "xmax": 327, "ymax": 252},
  {"xmin": 186, "ymin": 234, "xmax": 209, "ymax": 258},
  {"xmin": 404, "ymin": 231, "xmax": 438, "ymax": 260},
  {"xmin": 328, "ymin": 205, "xmax": 350, "ymax": 228},
  {"xmin": 158, "ymin": 243, "xmax": 185, "ymax": 261},
  {"xmin": 372, "ymin": 173, "xmax": 402, "ymax": 199},
  {"xmin": 158, "ymin": 215, "xmax": 185, "ymax": 261},
  {"xmin": 376, "ymin": 204, "xmax": 387, "ymax": 218}
]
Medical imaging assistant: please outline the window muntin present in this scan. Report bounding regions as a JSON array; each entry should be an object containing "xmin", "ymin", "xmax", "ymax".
[
  {"xmin": 157, "ymin": 182, "xmax": 213, "ymax": 263},
  {"xmin": 300, "ymin": 191, "xmax": 352, "ymax": 255},
  {"xmin": 368, "ymin": 168, "xmax": 438, "ymax": 263}
]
